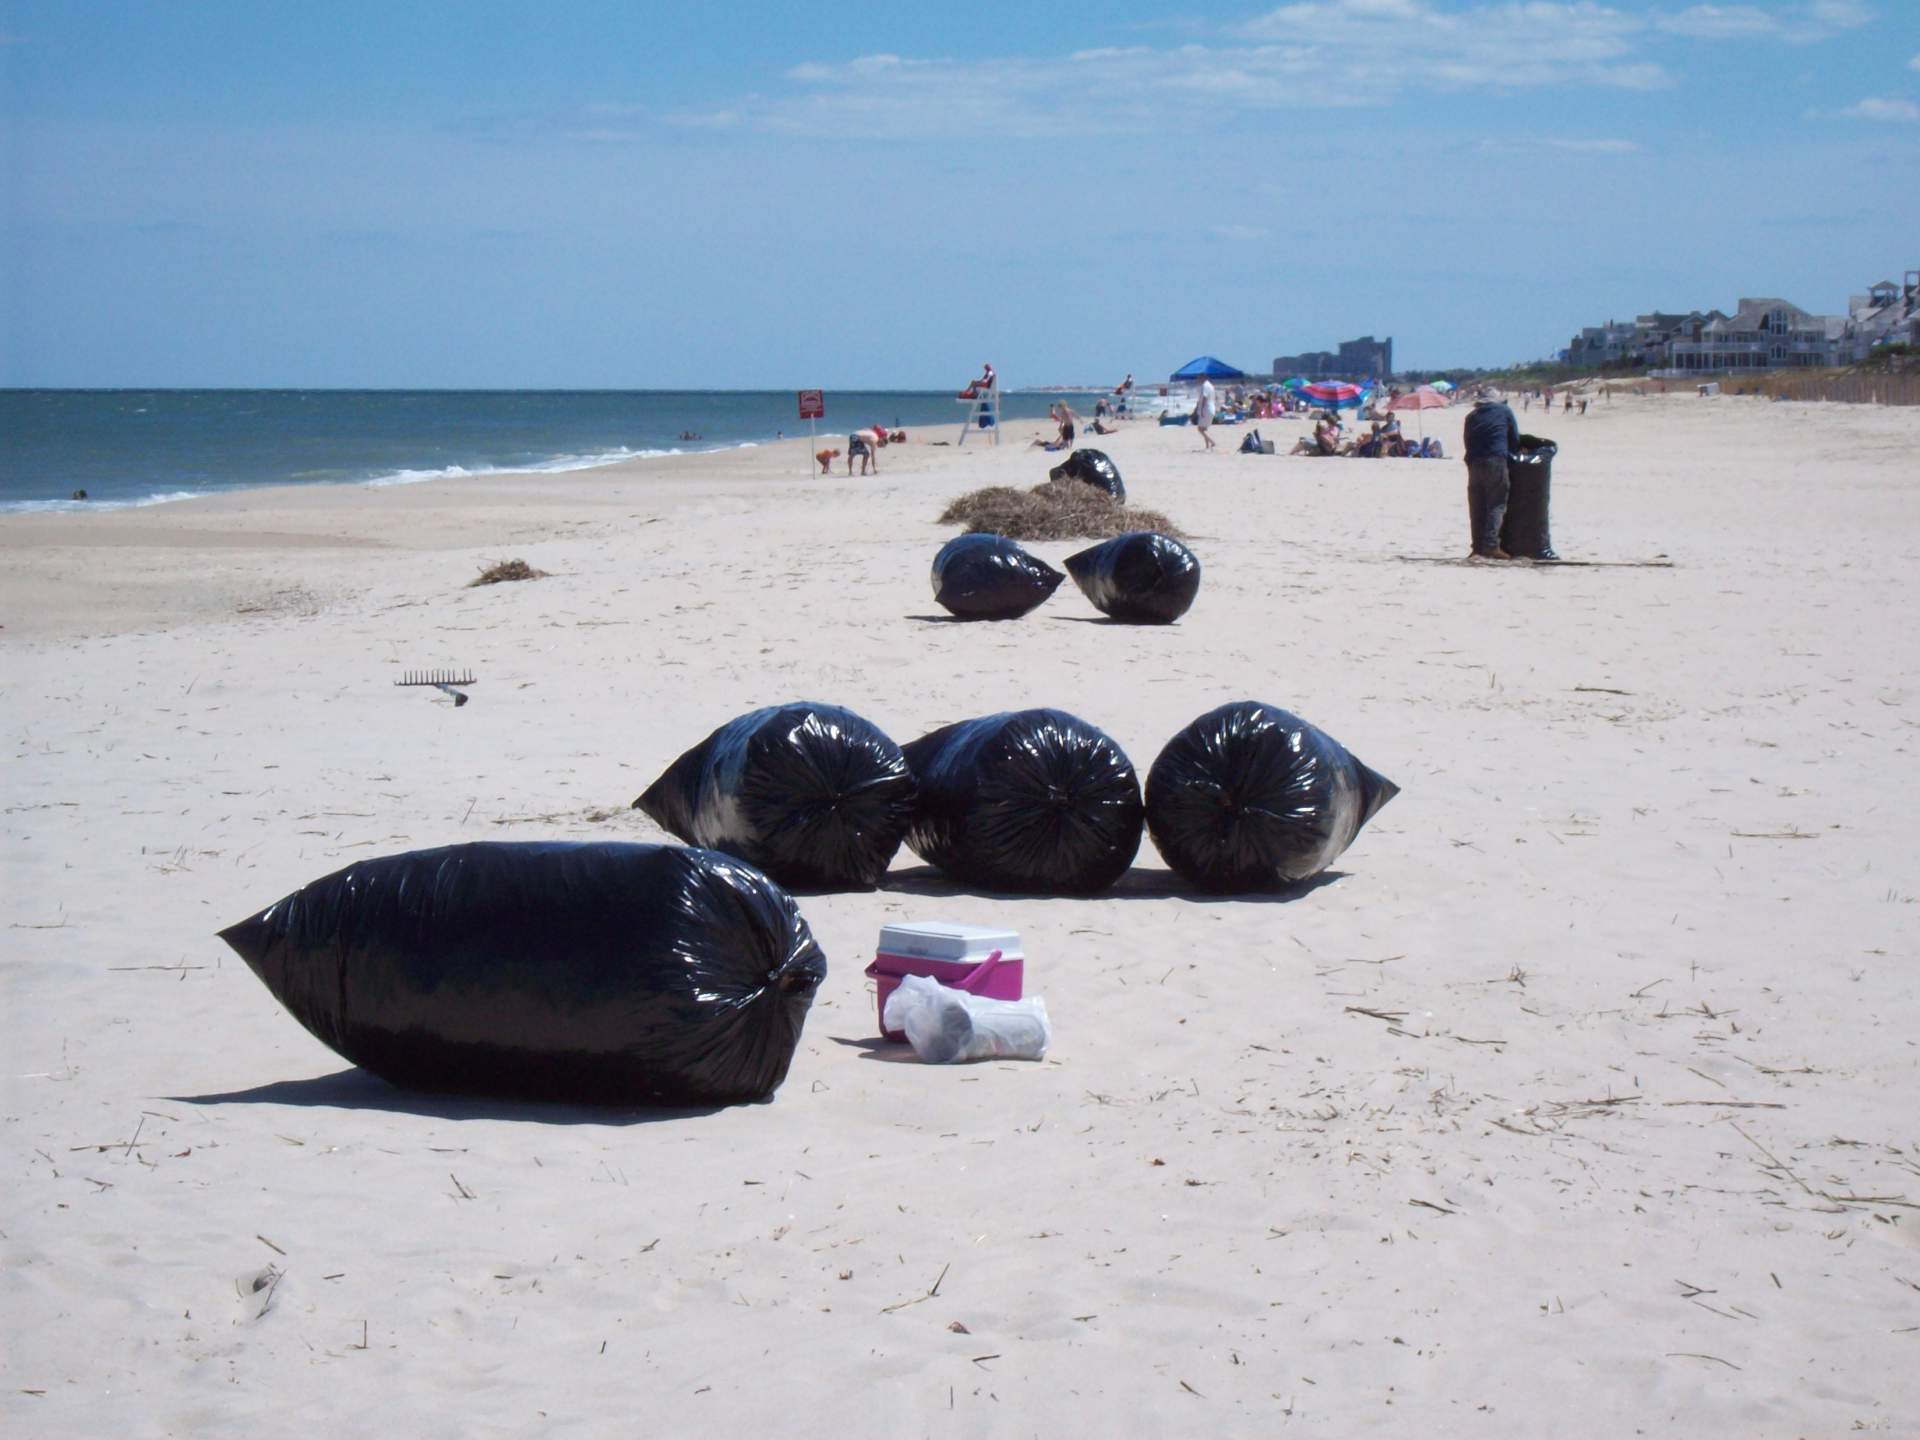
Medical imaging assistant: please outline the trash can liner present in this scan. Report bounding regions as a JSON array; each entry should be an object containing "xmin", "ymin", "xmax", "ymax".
[
  {"xmin": 1064, "ymin": 532, "xmax": 1201, "ymax": 624},
  {"xmin": 218, "ymin": 841, "xmax": 826, "ymax": 1106},
  {"xmin": 1501, "ymin": 434, "xmax": 1557, "ymax": 560},
  {"xmin": 1145, "ymin": 702, "xmax": 1399, "ymax": 892},
  {"xmin": 902, "ymin": 709, "xmax": 1145, "ymax": 895},
  {"xmin": 931, "ymin": 534, "xmax": 1064, "ymax": 620},
  {"xmin": 634, "ymin": 702, "xmax": 916, "ymax": 891},
  {"xmin": 1048, "ymin": 448, "xmax": 1126, "ymax": 502}
]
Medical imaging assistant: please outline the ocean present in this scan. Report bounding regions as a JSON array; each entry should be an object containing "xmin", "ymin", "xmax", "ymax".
[{"xmin": 0, "ymin": 388, "xmax": 1089, "ymax": 512}]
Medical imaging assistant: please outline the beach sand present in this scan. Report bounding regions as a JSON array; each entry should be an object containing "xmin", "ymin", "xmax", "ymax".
[{"xmin": 4, "ymin": 394, "xmax": 1918, "ymax": 1436}]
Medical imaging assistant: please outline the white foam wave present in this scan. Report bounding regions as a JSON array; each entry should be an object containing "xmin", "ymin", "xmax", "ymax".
[
  {"xmin": 3, "ymin": 439, "xmax": 759, "ymax": 514},
  {"xmin": 3, "ymin": 489, "xmax": 209, "ymax": 515},
  {"xmin": 359, "ymin": 446, "xmax": 681, "ymax": 488}
]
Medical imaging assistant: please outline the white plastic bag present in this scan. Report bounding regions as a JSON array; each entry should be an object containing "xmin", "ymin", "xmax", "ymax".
[{"xmin": 881, "ymin": 974, "xmax": 1051, "ymax": 1063}]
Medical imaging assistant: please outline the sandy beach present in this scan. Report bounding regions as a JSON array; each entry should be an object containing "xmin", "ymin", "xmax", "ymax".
[{"xmin": 3, "ymin": 394, "xmax": 1918, "ymax": 1436}]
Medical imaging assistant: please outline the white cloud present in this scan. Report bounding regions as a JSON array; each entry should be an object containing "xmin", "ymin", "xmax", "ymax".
[
  {"xmin": 1545, "ymin": 136, "xmax": 1644, "ymax": 153},
  {"xmin": 1655, "ymin": 5, "xmax": 1782, "ymax": 38},
  {"xmin": 663, "ymin": 109, "xmax": 749, "ymax": 130},
  {"xmin": 1666, "ymin": 0, "xmax": 1876, "ymax": 42},
  {"xmin": 1478, "ymin": 135, "xmax": 1644, "ymax": 153},
  {"xmin": 554, "ymin": 2, "xmax": 1880, "ymax": 145},
  {"xmin": 1840, "ymin": 96, "xmax": 1920, "ymax": 121}
]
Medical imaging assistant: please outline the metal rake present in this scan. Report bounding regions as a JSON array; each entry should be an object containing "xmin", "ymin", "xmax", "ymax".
[{"xmin": 394, "ymin": 669, "xmax": 477, "ymax": 707}]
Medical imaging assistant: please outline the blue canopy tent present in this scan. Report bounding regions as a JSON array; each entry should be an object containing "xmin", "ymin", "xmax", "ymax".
[{"xmin": 1170, "ymin": 356, "xmax": 1247, "ymax": 382}]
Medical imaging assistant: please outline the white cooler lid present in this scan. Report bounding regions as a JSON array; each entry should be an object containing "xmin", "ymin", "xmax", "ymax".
[{"xmin": 876, "ymin": 921, "xmax": 1022, "ymax": 961}]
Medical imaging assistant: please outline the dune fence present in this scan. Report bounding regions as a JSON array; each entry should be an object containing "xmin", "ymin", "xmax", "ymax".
[{"xmin": 1645, "ymin": 371, "xmax": 1920, "ymax": 406}]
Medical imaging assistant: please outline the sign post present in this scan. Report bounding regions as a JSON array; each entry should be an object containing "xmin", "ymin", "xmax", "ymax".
[{"xmin": 797, "ymin": 389, "xmax": 825, "ymax": 476}]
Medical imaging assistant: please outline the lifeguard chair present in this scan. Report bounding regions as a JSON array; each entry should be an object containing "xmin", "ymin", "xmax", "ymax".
[{"xmin": 957, "ymin": 381, "xmax": 999, "ymax": 446}]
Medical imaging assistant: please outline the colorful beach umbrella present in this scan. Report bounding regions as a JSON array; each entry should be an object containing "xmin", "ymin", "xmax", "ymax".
[
  {"xmin": 1429, "ymin": 379, "xmax": 1456, "ymax": 392},
  {"xmin": 1290, "ymin": 380, "xmax": 1371, "ymax": 409}
]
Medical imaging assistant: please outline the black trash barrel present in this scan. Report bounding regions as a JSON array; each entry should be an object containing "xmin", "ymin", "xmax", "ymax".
[{"xmin": 1501, "ymin": 434, "xmax": 1557, "ymax": 560}]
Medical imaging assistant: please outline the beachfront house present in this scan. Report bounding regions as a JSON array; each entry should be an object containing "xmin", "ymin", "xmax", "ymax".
[
  {"xmin": 1632, "ymin": 311, "xmax": 1721, "ymax": 368},
  {"xmin": 1844, "ymin": 271, "xmax": 1919, "ymax": 361},
  {"xmin": 1563, "ymin": 320, "xmax": 1639, "ymax": 369},
  {"xmin": 1665, "ymin": 297, "xmax": 1846, "ymax": 373}
]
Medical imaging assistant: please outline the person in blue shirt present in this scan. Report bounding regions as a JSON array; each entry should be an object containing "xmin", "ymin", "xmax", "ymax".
[{"xmin": 1462, "ymin": 386, "xmax": 1521, "ymax": 559}]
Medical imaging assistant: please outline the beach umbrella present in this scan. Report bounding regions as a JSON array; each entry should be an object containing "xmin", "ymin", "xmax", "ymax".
[
  {"xmin": 1169, "ymin": 356, "xmax": 1247, "ymax": 382},
  {"xmin": 1387, "ymin": 384, "xmax": 1449, "ymax": 440},
  {"xmin": 1429, "ymin": 379, "xmax": 1455, "ymax": 392},
  {"xmin": 1293, "ymin": 380, "xmax": 1370, "ymax": 409}
]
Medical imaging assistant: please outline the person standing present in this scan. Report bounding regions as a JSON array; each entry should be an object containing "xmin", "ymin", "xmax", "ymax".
[
  {"xmin": 1462, "ymin": 385, "xmax": 1521, "ymax": 559},
  {"xmin": 1195, "ymin": 376, "xmax": 1216, "ymax": 450}
]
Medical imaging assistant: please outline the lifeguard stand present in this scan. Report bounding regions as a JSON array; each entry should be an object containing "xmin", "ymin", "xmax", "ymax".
[{"xmin": 957, "ymin": 383, "xmax": 1000, "ymax": 446}]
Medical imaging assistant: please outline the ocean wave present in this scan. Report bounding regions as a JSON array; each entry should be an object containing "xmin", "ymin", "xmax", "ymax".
[
  {"xmin": 359, "ymin": 446, "xmax": 682, "ymax": 488},
  {"xmin": 2, "ymin": 438, "xmax": 775, "ymax": 513},
  {"xmin": 2, "ymin": 489, "xmax": 209, "ymax": 515}
]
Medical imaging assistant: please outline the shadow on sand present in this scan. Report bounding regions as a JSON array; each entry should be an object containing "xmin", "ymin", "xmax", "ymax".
[
  {"xmin": 171, "ymin": 1067, "xmax": 729, "ymax": 1125},
  {"xmin": 880, "ymin": 864, "xmax": 1346, "ymax": 904}
]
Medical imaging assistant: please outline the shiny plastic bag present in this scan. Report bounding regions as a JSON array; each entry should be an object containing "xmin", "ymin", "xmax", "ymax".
[
  {"xmin": 1502, "ymin": 434, "xmax": 1558, "ymax": 560},
  {"xmin": 1064, "ymin": 532, "xmax": 1201, "ymax": 624},
  {"xmin": 931, "ymin": 534, "xmax": 1064, "ymax": 620},
  {"xmin": 1048, "ymin": 447, "xmax": 1125, "ymax": 502},
  {"xmin": 634, "ymin": 702, "xmax": 916, "ymax": 890},
  {"xmin": 902, "ymin": 708, "xmax": 1144, "ymax": 895},
  {"xmin": 882, "ymin": 975, "xmax": 1051, "ymax": 1063},
  {"xmin": 218, "ymin": 842, "xmax": 826, "ymax": 1106},
  {"xmin": 1145, "ymin": 702, "xmax": 1399, "ymax": 892}
]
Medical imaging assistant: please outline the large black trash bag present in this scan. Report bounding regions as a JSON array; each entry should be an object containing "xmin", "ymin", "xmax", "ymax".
[
  {"xmin": 218, "ymin": 842, "xmax": 826, "ymax": 1106},
  {"xmin": 931, "ymin": 534, "xmax": 1064, "ymax": 620},
  {"xmin": 634, "ymin": 703, "xmax": 915, "ymax": 890},
  {"xmin": 1064, "ymin": 531, "xmax": 1201, "ymax": 624},
  {"xmin": 1501, "ymin": 434, "xmax": 1558, "ymax": 560},
  {"xmin": 902, "ymin": 709, "xmax": 1144, "ymax": 895},
  {"xmin": 1048, "ymin": 448, "xmax": 1125, "ymax": 502},
  {"xmin": 1146, "ymin": 702, "xmax": 1399, "ymax": 892}
]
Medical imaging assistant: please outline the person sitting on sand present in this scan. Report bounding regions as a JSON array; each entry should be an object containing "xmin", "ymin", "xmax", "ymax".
[{"xmin": 1290, "ymin": 412, "xmax": 1341, "ymax": 456}]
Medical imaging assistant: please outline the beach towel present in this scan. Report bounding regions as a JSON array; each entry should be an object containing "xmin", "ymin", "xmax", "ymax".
[
  {"xmin": 1064, "ymin": 532, "xmax": 1201, "ymax": 624},
  {"xmin": 634, "ymin": 703, "xmax": 916, "ymax": 890},
  {"xmin": 219, "ymin": 842, "xmax": 826, "ymax": 1106},
  {"xmin": 902, "ymin": 709, "xmax": 1144, "ymax": 895},
  {"xmin": 1145, "ymin": 702, "xmax": 1399, "ymax": 892}
]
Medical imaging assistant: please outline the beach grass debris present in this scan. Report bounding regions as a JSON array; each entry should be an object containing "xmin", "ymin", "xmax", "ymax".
[
  {"xmin": 938, "ymin": 479, "xmax": 1184, "ymax": 542},
  {"xmin": 469, "ymin": 558, "xmax": 548, "ymax": 587}
]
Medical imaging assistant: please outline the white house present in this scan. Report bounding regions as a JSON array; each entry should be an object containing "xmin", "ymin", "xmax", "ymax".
[{"xmin": 1666, "ymin": 298, "xmax": 1845, "ymax": 373}]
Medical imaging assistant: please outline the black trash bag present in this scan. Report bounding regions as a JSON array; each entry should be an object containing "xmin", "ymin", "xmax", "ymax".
[
  {"xmin": 1048, "ymin": 448, "xmax": 1125, "ymax": 502},
  {"xmin": 931, "ymin": 534, "xmax": 1064, "ymax": 620},
  {"xmin": 634, "ymin": 702, "xmax": 915, "ymax": 890},
  {"xmin": 1501, "ymin": 434, "xmax": 1558, "ymax": 560},
  {"xmin": 1064, "ymin": 531, "xmax": 1201, "ymax": 624},
  {"xmin": 902, "ymin": 709, "xmax": 1144, "ymax": 895},
  {"xmin": 1145, "ymin": 702, "xmax": 1399, "ymax": 892},
  {"xmin": 219, "ymin": 842, "xmax": 826, "ymax": 1106}
]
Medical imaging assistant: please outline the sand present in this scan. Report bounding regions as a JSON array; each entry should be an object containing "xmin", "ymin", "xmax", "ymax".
[{"xmin": 3, "ymin": 394, "xmax": 1918, "ymax": 1437}]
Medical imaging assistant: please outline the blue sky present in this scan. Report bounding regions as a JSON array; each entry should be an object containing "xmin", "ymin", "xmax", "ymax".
[{"xmin": 3, "ymin": 0, "xmax": 1916, "ymax": 386}]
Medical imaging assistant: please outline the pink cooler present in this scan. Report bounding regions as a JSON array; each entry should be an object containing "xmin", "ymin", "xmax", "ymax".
[{"xmin": 867, "ymin": 922, "xmax": 1025, "ymax": 1042}]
